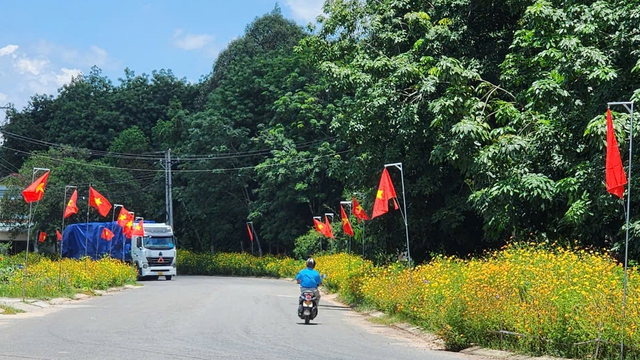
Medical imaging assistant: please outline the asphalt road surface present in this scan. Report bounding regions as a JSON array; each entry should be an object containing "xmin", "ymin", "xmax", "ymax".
[{"xmin": 0, "ymin": 276, "xmax": 487, "ymax": 360}]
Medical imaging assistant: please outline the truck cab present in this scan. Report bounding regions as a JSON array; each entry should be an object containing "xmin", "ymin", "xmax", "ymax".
[{"xmin": 131, "ymin": 223, "xmax": 177, "ymax": 280}]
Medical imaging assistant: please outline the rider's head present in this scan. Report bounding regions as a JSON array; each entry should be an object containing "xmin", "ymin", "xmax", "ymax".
[{"xmin": 306, "ymin": 258, "xmax": 316, "ymax": 269}]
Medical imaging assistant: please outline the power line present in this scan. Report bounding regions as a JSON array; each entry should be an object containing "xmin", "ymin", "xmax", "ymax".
[
  {"xmin": 0, "ymin": 129, "xmax": 337, "ymax": 162},
  {"xmin": 0, "ymin": 144, "xmax": 350, "ymax": 173}
]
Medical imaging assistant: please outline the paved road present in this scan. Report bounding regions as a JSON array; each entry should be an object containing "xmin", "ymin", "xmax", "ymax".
[{"xmin": 0, "ymin": 276, "xmax": 485, "ymax": 360}]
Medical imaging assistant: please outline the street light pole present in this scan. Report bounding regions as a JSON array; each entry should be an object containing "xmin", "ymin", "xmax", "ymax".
[
  {"xmin": 325, "ymin": 213, "xmax": 334, "ymax": 253},
  {"xmin": 313, "ymin": 216, "xmax": 322, "ymax": 252},
  {"xmin": 353, "ymin": 192, "xmax": 367, "ymax": 259},
  {"xmin": 23, "ymin": 167, "xmax": 50, "ymax": 301},
  {"xmin": 384, "ymin": 162, "xmax": 411, "ymax": 271},
  {"xmin": 247, "ymin": 222, "xmax": 262, "ymax": 256},
  {"xmin": 59, "ymin": 185, "xmax": 76, "ymax": 288},
  {"xmin": 608, "ymin": 101, "xmax": 634, "ymax": 360},
  {"xmin": 340, "ymin": 200, "xmax": 352, "ymax": 270},
  {"xmin": 111, "ymin": 204, "xmax": 124, "ymax": 259}
]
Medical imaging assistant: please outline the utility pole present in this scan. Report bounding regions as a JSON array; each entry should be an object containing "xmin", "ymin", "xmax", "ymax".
[{"xmin": 161, "ymin": 149, "xmax": 174, "ymax": 229}]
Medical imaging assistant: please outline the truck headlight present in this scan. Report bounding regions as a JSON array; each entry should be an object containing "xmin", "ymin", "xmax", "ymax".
[{"xmin": 143, "ymin": 263, "xmax": 148, "ymax": 269}]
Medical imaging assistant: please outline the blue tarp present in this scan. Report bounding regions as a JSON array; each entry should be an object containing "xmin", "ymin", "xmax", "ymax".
[{"xmin": 62, "ymin": 222, "xmax": 132, "ymax": 261}]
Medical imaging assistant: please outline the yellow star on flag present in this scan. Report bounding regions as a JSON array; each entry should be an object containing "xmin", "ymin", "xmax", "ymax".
[
  {"xmin": 94, "ymin": 197, "xmax": 102, "ymax": 206},
  {"xmin": 377, "ymin": 189, "xmax": 384, "ymax": 199},
  {"xmin": 35, "ymin": 183, "xmax": 45, "ymax": 194}
]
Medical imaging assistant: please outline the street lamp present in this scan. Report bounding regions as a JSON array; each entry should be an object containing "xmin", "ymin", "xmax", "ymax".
[
  {"xmin": 23, "ymin": 167, "xmax": 50, "ymax": 301},
  {"xmin": 59, "ymin": 185, "xmax": 77, "ymax": 288},
  {"xmin": 384, "ymin": 162, "xmax": 411, "ymax": 269},
  {"xmin": 608, "ymin": 101, "xmax": 634, "ymax": 359},
  {"xmin": 340, "ymin": 201, "xmax": 352, "ymax": 268},
  {"xmin": 313, "ymin": 216, "xmax": 322, "ymax": 251},
  {"xmin": 353, "ymin": 192, "xmax": 367, "ymax": 259},
  {"xmin": 246, "ymin": 221, "xmax": 263, "ymax": 256},
  {"xmin": 111, "ymin": 204, "xmax": 124, "ymax": 259}
]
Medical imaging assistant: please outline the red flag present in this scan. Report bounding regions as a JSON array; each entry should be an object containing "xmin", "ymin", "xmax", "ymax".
[
  {"xmin": 246, "ymin": 223, "xmax": 254, "ymax": 242},
  {"xmin": 371, "ymin": 168, "xmax": 399, "ymax": 219},
  {"xmin": 101, "ymin": 227, "xmax": 115, "ymax": 241},
  {"xmin": 341, "ymin": 205, "xmax": 354, "ymax": 236},
  {"xmin": 313, "ymin": 218, "xmax": 328, "ymax": 236},
  {"xmin": 38, "ymin": 231, "xmax": 46, "ymax": 243},
  {"xmin": 116, "ymin": 207, "xmax": 133, "ymax": 227},
  {"xmin": 22, "ymin": 171, "xmax": 50, "ymax": 203},
  {"xmin": 606, "ymin": 109, "xmax": 627, "ymax": 198},
  {"xmin": 56, "ymin": 230, "xmax": 62, "ymax": 242},
  {"xmin": 123, "ymin": 219, "xmax": 134, "ymax": 238},
  {"xmin": 89, "ymin": 186, "xmax": 112, "ymax": 217},
  {"xmin": 324, "ymin": 216, "xmax": 335, "ymax": 239},
  {"xmin": 64, "ymin": 189, "xmax": 79, "ymax": 218},
  {"xmin": 131, "ymin": 220, "xmax": 145, "ymax": 237},
  {"xmin": 352, "ymin": 197, "xmax": 370, "ymax": 221}
]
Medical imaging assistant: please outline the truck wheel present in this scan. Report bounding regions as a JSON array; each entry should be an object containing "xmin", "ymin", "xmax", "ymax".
[
  {"xmin": 165, "ymin": 275, "xmax": 172, "ymax": 280},
  {"xmin": 150, "ymin": 276, "xmax": 159, "ymax": 280}
]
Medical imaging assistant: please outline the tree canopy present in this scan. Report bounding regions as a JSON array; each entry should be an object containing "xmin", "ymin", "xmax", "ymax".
[{"xmin": 1, "ymin": 2, "xmax": 639, "ymax": 262}]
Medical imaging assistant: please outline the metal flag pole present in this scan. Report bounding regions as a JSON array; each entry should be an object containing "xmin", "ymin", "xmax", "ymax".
[
  {"xmin": 246, "ymin": 222, "xmax": 254, "ymax": 255},
  {"xmin": 608, "ymin": 101, "xmax": 634, "ymax": 360},
  {"xmin": 22, "ymin": 167, "xmax": 49, "ymax": 301},
  {"xmin": 247, "ymin": 221, "xmax": 262, "ymax": 256},
  {"xmin": 325, "ymin": 213, "xmax": 334, "ymax": 253},
  {"xmin": 124, "ymin": 212, "xmax": 135, "ymax": 262},
  {"xmin": 353, "ymin": 192, "xmax": 367, "ymax": 260},
  {"xmin": 384, "ymin": 163, "xmax": 412, "ymax": 273},
  {"xmin": 111, "ymin": 204, "xmax": 123, "ymax": 259},
  {"xmin": 340, "ymin": 200, "xmax": 352, "ymax": 271},
  {"xmin": 85, "ymin": 186, "xmax": 91, "ymax": 259},
  {"xmin": 59, "ymin": 185, "xmax": 76, "ymax": 289},
  {"xmin": 313, "ymin": 216, "xmax": 322, "ymax": 252}
]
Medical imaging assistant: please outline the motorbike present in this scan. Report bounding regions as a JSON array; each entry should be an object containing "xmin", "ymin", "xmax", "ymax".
[{"xmin": 298, "ymin": 290, "xmax": 318, "ymax": 324}]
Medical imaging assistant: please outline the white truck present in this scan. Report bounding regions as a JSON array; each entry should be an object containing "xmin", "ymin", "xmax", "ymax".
[{"xmin": 131, "ymin": 222, "xmax": 177, "ymax": 280}]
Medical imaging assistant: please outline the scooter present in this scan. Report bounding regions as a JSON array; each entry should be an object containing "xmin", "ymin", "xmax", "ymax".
[{"xmin": 298, "ymin": 290, "xmax": 318, "ymax": 324}]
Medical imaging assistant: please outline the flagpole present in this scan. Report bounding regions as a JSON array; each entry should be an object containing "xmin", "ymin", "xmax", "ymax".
[
  {"xmin": 22, "ymin": 167, "xmax": 49, "ymax": 301},
  {"xmin": 608, "ymin": 101, "xmax": 634, "ymax": 360},
  {"xmin": 248, "ymin": 221, "xmax": 262, "ymax": 256},
  {"xmin": 85, "ymin": 186, "xmax": 91, "ymax": 260},
  {"xmin": 111, "ymin": 204, "xmax": 123, "ymax": 259},
  {"xmin": 325, "ymin": 213, "xmax": 334, "ymax": 253},
  {"xmin": 340, "ymin": 201, "xmax": 352, "ymax": 271},
  {"xmin": 59, "ymin": 185, "xmax": 76, "ymax": 289},
  {"xmin": 313, "ymin": 216, "xmax": 322, "ymax": 252},
  {"xmin": 385, "ymin": 163, "xmax": 412, "ymax": 273}
]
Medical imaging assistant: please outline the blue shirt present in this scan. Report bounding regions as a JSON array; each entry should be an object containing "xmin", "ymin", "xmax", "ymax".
[{"xmin": 295, "ymin": 267, "xmax": 322, "ymax": 288}]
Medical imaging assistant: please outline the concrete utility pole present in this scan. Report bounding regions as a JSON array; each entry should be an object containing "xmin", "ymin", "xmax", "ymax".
[{"xmin": 160, "ymin": 149, "xmax": 174, "ymax": 229}]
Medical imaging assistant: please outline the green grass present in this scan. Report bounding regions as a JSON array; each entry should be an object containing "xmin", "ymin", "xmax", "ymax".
[{"xmin": 0, "ymin": 304, "xmax": 25, "ymax": 315}]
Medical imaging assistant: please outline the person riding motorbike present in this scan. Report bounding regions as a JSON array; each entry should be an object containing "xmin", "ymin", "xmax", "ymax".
[{"xmin": 295, "ymin": 258, "xmax": 322, "ymax": 316}]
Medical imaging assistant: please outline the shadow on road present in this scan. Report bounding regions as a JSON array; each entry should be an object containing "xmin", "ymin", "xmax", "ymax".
[{"xmin": 297, "ymin": 322, "xmax": 320, "ymax": 326}]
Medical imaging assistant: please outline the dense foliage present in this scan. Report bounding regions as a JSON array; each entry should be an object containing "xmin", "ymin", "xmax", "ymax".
[{"xmin": 1, "ymin": 2, "xmax": 639, "ymax": 262}]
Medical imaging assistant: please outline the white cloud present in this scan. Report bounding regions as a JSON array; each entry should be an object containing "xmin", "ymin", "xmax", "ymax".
[
  {"xmin": 285, "ymin": 0, "xmax": 324, "ymax": 22},
  {"xmin": 0, "ymin": 45, "xmax": 19, "ymax": 57},
  {"xmin": 172, "ymin": 29, "xmax": 214, "ymax": 50},
  {"xmin": 0, "ymin": 43, "xmax": 99, "ymax": 119},
  {"xmin": 16, "ymin": 57, "xmax": 49, "ymax": 75},
  {"xmin": 56, "ymin": 68, "xmax": 83, "ymax": 86}
]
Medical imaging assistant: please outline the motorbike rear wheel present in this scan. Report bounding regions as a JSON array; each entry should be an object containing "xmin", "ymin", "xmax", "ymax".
[{"xmin": 304, "ymin": 315, "xmax": 310, "ymax": 325}]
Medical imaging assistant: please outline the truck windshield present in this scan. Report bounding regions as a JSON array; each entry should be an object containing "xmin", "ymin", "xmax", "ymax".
[{"xmin": 143, "ymin": 236, "xmax": 174, "ymax": 250}]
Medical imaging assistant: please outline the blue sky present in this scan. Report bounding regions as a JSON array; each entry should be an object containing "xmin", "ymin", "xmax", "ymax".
[{"xmin": 0, "ymin": 0, "xmax": 324, "ymax": 119}]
